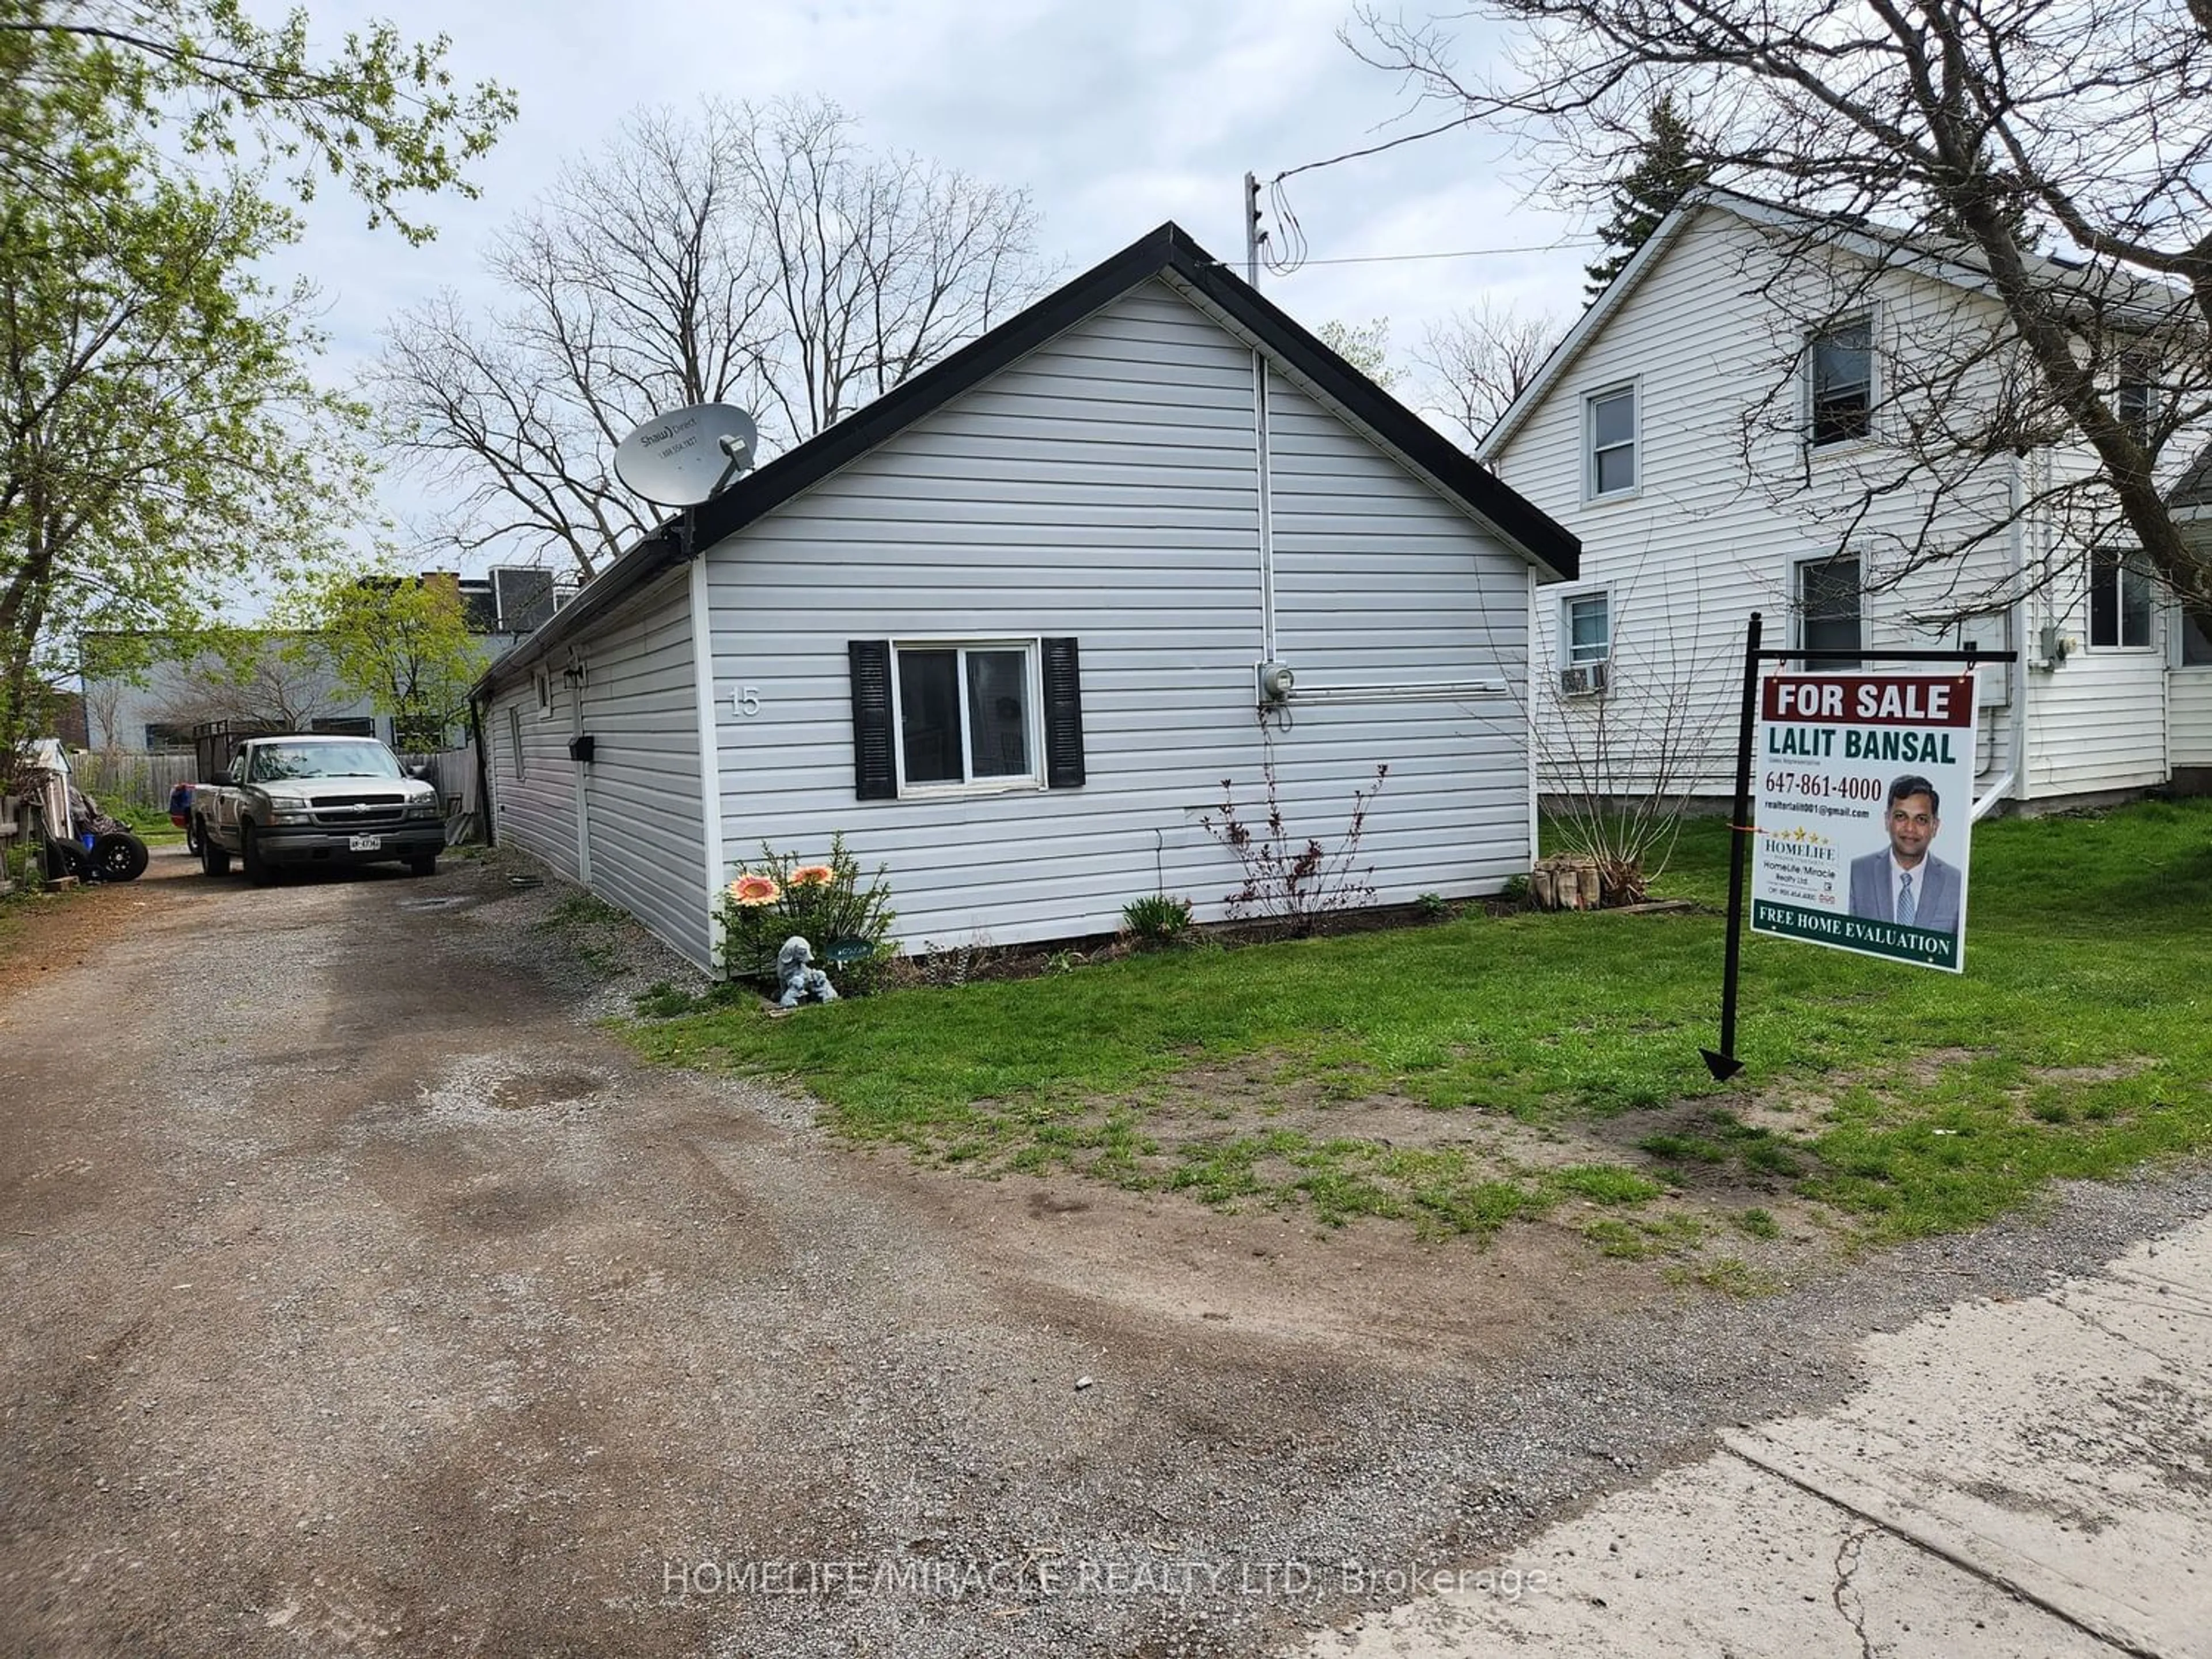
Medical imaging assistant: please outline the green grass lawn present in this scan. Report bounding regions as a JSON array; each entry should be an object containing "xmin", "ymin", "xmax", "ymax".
[{"xmin": 625, "ymin": 799, "xmax": 2212, "ymax": 1251}]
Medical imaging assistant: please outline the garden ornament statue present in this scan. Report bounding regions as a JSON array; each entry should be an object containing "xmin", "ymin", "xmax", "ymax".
[{"xmin": 777, "ymin": 935, "xmax": 840, "ymax": 1007}]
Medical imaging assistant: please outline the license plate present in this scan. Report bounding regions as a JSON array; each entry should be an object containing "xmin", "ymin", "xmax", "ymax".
[{"xmin": 348, "ymin": 834, "xmax": 382, "ymax": 852}]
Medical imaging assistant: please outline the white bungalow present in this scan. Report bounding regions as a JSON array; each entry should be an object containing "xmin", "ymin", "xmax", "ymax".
[{"xmin": 474, "ymin": 222, "xmax": 1580, "ymax": 969}]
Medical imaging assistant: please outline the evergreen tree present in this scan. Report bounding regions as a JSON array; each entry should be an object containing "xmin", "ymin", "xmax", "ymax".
[{"xmin": 1584, "ymin": 96, "xmax": 1709, "ymax": 301}]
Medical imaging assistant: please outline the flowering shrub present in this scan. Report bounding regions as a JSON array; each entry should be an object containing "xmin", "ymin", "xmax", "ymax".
[
  {"xmin": 716, "ymin": 832, "xmax": 897, "ymax": 995},
  {"xmin": 1199, "ymin": 762, "xmax": 1387, "ymax": 937}
]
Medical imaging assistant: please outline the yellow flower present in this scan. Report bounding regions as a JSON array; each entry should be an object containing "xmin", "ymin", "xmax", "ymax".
[
  {"xmin": 788, "ymin": 864, "xmax": 835, "ymax": 888},
  {"xmin": 728, "ymin": 873, "xmax": 781, "ymax": 906}
]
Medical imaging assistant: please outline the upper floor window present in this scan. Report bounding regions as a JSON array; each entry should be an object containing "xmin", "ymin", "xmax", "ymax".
[
  {"xmin": 2089, "ymin": 548, "xmax": 2153, "ymax": 649},
  {"xmin": 1586, "ymin": 385, "xmax": 1637, "ymax": 498},
  {"xmin": 2115, "ymin": 362, "xmax": 2159, "ymax": 448},
  {"xmin": 1809, "ymin": 317, "xmax": 1873, "ymax": 446},
  {"xmin": 1798, "ymin": 554, "xmax": 1863, "ymax": 669}
]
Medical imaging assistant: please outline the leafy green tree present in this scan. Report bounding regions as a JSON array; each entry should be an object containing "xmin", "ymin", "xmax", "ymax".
[
  {"xmin": 1583, "ymin": 95, "xmax": 1709, "ymax": 301},
  {"xmin": 1316, "ymin": 316, "xmax": 1400, "ymax": 389},
  {"xmin": 1, "ymin": 0, "xmax": 516, "ymax": 241},
  {"xmin": 287, "ymin": 567, "xmax": 487, "ymax": 750},
  {"xmin": 0, "ymin": 5, "xmax": 512, "ymax": 781},
  {"xmin": 0, "ymin": 59, "xmax": 369, "ymax": 772}
]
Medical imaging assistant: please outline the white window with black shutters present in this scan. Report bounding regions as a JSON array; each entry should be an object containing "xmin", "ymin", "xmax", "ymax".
[
  {"xmin": 847, "ymin": 637, "xmax": 1085, "ymax": 800},
  {"xmin": 2088, "ymin": 548, "xmax": 2154, "ymax": 649},
  {"xmin": 1798, "ymin": 555, "xmax": 1863, "ymax": 669}
]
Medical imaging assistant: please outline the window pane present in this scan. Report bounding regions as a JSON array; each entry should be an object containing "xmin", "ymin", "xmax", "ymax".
[
  {"xmin": 2120, "ymin": 559, "xmax": 2153, "ymax": 648},
  {"xmin": 2183, "ymin": 605, "xmax": 2212, "ymax": 666},
  {"xmin": 1592, "ymin": 391, "xmax": 1634, "ymax": 449},
  {"xmin": 1812, "ymin": 319, "xmax": 1872, "ymax": 445},
  {"xmin": 2117, "ymin": 379, "xmax": 2156, "ymax": 444},
  {"xmin": 965, "ymin": 649, "xmax": 1031, "ymax": 779},
  {"xmin": 1800, "ymin": 557, "xmax": 1862, "ymax": 667},
  {"xmin": 2089, "ymin": 549, "xmax": 2118, "ymax": 647},
  {"xmin": 898, "ymin": 649, "xmax": 962, "ymax": 783},
  {"xmin": 1567, "ymin": 595, "xmax": 1609, "ymax": 664},
  {"xmin": 1590, "ymin": 391, "xmax": 1635, "ymax": 494}
]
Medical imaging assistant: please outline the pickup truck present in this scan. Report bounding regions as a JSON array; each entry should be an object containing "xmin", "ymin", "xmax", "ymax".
[{"xmin": 192, "ymin": 734, "xmax": 444, "ymax": 884}]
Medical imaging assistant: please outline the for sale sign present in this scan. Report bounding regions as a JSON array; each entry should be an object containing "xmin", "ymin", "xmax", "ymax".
[{"xmin": 1749, "ymin": 674, "xmax": 1976, "ymax": 972}]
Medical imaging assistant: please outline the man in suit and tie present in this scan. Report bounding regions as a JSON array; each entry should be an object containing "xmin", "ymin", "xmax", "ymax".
[{"xmin": 1847, "ymin": 774, "xmax": 1961, "ymax": 933}]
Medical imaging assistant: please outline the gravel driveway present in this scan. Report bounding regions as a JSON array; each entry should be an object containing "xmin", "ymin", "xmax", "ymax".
[{"xmin": 3, "ymin": 846, "xmax": 2207, "ymax": 1658}]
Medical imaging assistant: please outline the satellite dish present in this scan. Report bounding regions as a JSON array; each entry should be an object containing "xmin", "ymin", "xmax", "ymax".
[{"xmin": 612, "ymin": 403, "xmax": 759, "ymax": 507}]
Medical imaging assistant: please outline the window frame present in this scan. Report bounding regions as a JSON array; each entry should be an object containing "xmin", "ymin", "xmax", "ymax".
[
  {"xmin": 2115, "ymin": 350, "xmax": 2161, "ymax": 449},
  {"xmin": 532, "ymin": 664, "xmax": 554, "ymax": 719},
  {"xmin": 1583, "ymin": 381, "xmax": 1639, "ymax": 502},
  {"xmin": 1807, "ymin": 313, "xmax": 1876, "ymax": 449},
  {"xmin": 1796, "ymin": 553, "xmax": 1865, "ymax": 671},
  {"xmin": 888, "ymin": 637, "xmax": 1046, "ymax": 796},
  {"xmin": 1558, "ymin": 586, "xmax": 1613, "ymax": 669},
  {"xmin": 2087, "ymin": 547, "xmax": 2156, "ymax": 652},
  {"xmin": 507, "ymin": 704, "xmax": 527, "ymax": 781}
]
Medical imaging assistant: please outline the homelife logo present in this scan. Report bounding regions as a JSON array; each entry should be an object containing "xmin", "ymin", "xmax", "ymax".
[{"xmin": 1749, "ymin": 673, "xmax": 1977, "ymax": 974}]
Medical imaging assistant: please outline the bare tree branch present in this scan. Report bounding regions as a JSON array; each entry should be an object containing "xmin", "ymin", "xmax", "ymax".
[
  {"xmin": 370, "ymin": 96, "xmax": 1051, "ymax": 584},
  {"xmin": 1350, "ymin": 0, "xmax": 2212, "ymax": 608}
]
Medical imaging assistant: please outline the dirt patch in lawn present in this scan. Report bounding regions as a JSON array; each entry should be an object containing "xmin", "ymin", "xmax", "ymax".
[{"xmin": 983, "ymin": 1053, "xmax": 1839, "ymax": 1268}]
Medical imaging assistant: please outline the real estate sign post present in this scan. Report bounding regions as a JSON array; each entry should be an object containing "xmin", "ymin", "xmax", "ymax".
[{"xmin": 1749, "ymin": 673, "xmax": 1976, "ymax": 973}]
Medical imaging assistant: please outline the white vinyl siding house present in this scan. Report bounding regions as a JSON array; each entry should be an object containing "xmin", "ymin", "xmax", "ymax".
[
  {"xmin": 472, "ymin": 225, "xmax": 1577, "ymax": 970},
  {"xmin": 1487, "ymin": 191, "xmax": 2196, "ymax": 813}
]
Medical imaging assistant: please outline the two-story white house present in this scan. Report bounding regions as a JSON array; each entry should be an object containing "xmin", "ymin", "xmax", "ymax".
[{"xmin": 1484, "ymin": 187, "xmax": 2212, "ymax": 812}]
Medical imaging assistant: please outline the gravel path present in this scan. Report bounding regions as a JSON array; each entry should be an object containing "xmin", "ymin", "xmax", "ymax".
[{"xmin": 1, "ymin": 845, "xmax": 2206, "ymax": 1658}]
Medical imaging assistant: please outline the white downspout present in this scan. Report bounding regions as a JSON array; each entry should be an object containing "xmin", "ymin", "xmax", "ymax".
[
  {"xmin": 1253, "ymin": 351, "xmax": 1278, "ymax": 663},
  {"xmin": 689, "ymin": 555, "xmax": 728, "ymax": 972}
]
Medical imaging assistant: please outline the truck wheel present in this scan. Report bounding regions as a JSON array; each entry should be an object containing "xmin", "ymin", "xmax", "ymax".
[
  {"xmin": 240, "ymin": 823, "xmax": 274, "ymax": 886},
  {"xmin": 198, "ymin": 822, "xmax": 230, "ymax": 877},
  {"xmin": 406, "ymin": 852, "xmax": 438, "ymax": 877},
  {"xmin": 89, "ymin": 832, "xmax": 149, "ymax": 882}
]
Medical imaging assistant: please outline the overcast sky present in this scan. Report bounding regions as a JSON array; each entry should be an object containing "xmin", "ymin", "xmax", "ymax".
[{"xmin": 286, "ymin": 0, "xmax": 1597, "ymax": 567}]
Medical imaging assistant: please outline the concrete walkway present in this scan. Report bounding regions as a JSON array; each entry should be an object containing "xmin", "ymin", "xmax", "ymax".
[{"xmin": 1297, "ymin": 1213, "xmax": 2212, "ymax": 1658}]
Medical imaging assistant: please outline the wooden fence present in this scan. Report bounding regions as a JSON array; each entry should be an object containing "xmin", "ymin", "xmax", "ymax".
[
  {"xmin": 63, "ymin": 744, "xmax": 484, "ymax": 843},
  {"xmin": 73, "ymin": 749, "xmax": 198, "ymax": 810}
]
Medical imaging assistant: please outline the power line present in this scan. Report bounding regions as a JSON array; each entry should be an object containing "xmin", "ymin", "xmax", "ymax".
[
  {"xmin": 1274, "ymin": 114, "xmax": 1479, "ymax": 183},
  {"xmin": 1285, "ymin": 241, "xmax": 1587, "ymax": 267}
]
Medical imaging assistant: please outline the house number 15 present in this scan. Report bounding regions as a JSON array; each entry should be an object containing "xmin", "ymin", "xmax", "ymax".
[{"xmin": 733, "ymin": 686, "xmax": 761, "ymax": 717}]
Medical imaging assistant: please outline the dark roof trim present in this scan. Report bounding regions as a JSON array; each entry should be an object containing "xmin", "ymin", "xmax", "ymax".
[{"xmin": 478, "ymin": 221, "xmax": 1578, "ymax": 697}]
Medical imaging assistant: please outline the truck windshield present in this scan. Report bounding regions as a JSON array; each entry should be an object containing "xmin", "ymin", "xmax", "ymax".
[{"xmin": 247, "ymin": 744, "xmax": 403, "ymax": 782}]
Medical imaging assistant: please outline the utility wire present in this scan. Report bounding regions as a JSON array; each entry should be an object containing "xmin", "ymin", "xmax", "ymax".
[
  {"xmin": 1273, "ymin": 113, "xmax": 1480, "ymax": 183},
  {"xmin": 1287, "ymin": 241, "xmax": 1585, "ymax": 267}
]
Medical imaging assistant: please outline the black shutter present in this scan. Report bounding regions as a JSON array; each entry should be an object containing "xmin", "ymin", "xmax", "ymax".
[
  {"xmin": 848, "ymin": 640, "xmax": 897, "ymax": 800},
  {"xmin": 1041, "ymin": 637, "xmax": 1085, "ymax": 789}
]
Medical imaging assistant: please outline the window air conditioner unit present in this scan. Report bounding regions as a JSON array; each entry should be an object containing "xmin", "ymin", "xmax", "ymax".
[{"xmin": 1559, "ymin": 661, "xmax": 1609, "ymax": 698}]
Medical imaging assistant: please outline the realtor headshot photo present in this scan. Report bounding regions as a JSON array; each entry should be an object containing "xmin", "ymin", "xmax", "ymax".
[{"xmin": 1847, "ymin": 774, "xmax": 1963, "ymax": 933}]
